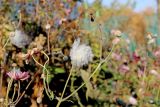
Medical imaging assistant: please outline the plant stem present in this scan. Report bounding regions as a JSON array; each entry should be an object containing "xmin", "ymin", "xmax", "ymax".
[
  {"xmin": 71, "ymin": 71, "xmax": 83, "ymax": 107},
  {"xmin": 62, "ymin": 45, "xmax": 115, "ymax": 101},
  {"xmin": 47, "ymin": 29, "xmax": 51, "ymax": 54},
  {"xmin": 56, "ymin": 66, "xmax": 74, "ymax": 107},
  {"xmin": 17, "ymin": 10, "xmax": 22, "ymax": 29},
  {"xmin": 12, "ymin": 81, "xmax": 20, "ymax": 104},
  {"xmin": 5, "ymin": 78, "xmax": 13, "ymax": 107},
  {"xmin": 0, "ymin": 68, "xmax": 3, "ymax": 98},
  {"xmin": 11, "ymin": 84, "xmax": 16, "ymax": 102},
  {"xmin": 62, "ymin": 63, "xmax": 101, "ymax": 102},
  {"xmin": 32, "ymin": 51, "xmax": 54, "ymax": 100},
  {"xmin": 3, "ymin": 38, "xmax": 10, "ymax": 49},
  {"xmin": 14, "ymin": 79, "xmax": 33, "ymax": 105},
  {"xmin": 156, "ymin": 85, "xmax": 160, "ymax": 102},
  {"xmin": 99, "ymin": 24, "xmax": 103, "ymax": 61}
]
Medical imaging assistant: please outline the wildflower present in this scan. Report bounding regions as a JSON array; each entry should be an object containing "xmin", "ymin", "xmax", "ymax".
[
  {"xmin": 148, "ymin": 38, "xmax": 155, "ymax": 44},
  {"xmin": 133, "ymin": 51, "xmax": 141, "ymax": 62},
  {"xmin": 149, "ymin": 69, "xmax": 160, "ymax": 79},
  {"xmin": 153, "ymin": 48, "xmax": 160, "ymax": 58},
  {"xmin": 45, "ymin": 24, "xmax": 51, "ymax": 30},
  {"xmin": 146, "ymin": 33, "xmax": 156, "ymax": 44},
  {"xmin": 146, "ymin": 33, "xmax": 152, "ymax": 40},
  {"xmin": 7, "ymin": 68, "xmax": 30, "ymax": 81},
  {"xmin": 0, "ymin": 98, "xmax": 4, "ymax": 103},
  {"xmin": 70, "ymin": 38, "xmax": 93, "ymax": 67},
  {"xmin": 118, "ymin": 64, "xmax": 130, "ymax": 74},
  {"xmin": 111, "ymin": 29, "xmax": 122, "ymax": 37},
  {"xmin": 112, "ymin": 37, "xmax": 120, "ymax": 45},
  {"xmin": 129, "ymin": 96, "xmax": 137, "ymax": 105},
  {"xmin": 37, "ymin": 97, "xmax": 42, "ymax": 104},
  {"xmin": 111, "ymin": 52, "xmax": 121, "ymax": 61},
  {"xmin": 65, "ymin": 8, "xmax": 71, "ymax": 15},
  {"xmin": 137, "ymin": 67, "xmax": 144, "ymax": 78},
  {"xmin": 125, "ymin": 38, "xmax": 130, "ymax": 44},
  {"xmin": 17, "ymin": 48, "xmax": 40, "ymax": 64},
  {"xmin": 58, "ymin": 18, "xmax": 67, "ymax": 25},
  {"xmin": 150, "ymin": 69, "xmax": 158, "ymax": 75}
]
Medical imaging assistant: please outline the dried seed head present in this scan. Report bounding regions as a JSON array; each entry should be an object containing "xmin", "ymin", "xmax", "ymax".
[{"xmin": 70, "ymin": 38, "xmax": 93, "ymax": 67}]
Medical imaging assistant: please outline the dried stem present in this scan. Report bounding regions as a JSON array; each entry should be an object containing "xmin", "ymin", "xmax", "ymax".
[
  {"xmin": 56, "ymin": 66, "xmax": 74, "ymax": 107},
  {"xmin": 31, "ymin": 51, "xmax": 54, "ymax": 100},
  {"xmin": 14, "ymin": 79, "xmax": 33, "ymax": 105},
  {"xmin": 5, "ymin": 78, "xmax": 13, "ymax": 107}
]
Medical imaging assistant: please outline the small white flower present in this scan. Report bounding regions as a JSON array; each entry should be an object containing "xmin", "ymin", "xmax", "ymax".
[
  {"xmin": 0, "ymin": 98, "xmax": 4, "ymax": 103},
  {"xmin": 45, "ymin": 24, "xmax": 51, "ymax": 30},
  {"xmin": 129, "ymin": 96, "xmax": 137, "ymax": 105},
  {"xmin": 37, "ymin": 97, "xmax": 42, "ymax": 104},
  {"xmin": 148, "ymin": 38, "xmax": 155, "ymax": 44},
  {"xmin": 111, "ymin": 29, "xmax": 122, "ymax": 37},
  {"xmin": 146, "ymin": 34, "xmax": 152, "ymax": 40},
  {"xmin": 126, "ymin": 38, "xmax": 130, "ymax": 44},
  {"xmin": 150, "ymin": 69, "xmax": 159, "ymax": 76},
  {"xmin": 70, "ymin": 38, "xmax": 93, "ymax": 67}
]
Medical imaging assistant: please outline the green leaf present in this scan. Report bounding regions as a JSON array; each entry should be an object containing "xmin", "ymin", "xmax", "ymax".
[
  {"xmin": 54, "ymin": 67, "xmax": 65, "ymax": 74},
  {"xmin": 101, "ymin": 64, "xmax": 107, "ymax": 71},
  {"xmin": 46, "ymin": 74, "xmax": 54, "ymax": 84}
]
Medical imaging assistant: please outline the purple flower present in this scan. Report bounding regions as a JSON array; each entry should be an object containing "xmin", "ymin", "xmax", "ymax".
[
  {"xmin": 7, "ymin": 68, "xmax": 30, "ymax": 81},
  {"xmin": 154, "ymin": 48, "xmax": 160, "ymax": 58},
  {"xmin": 137, "ymin": 68, "xmax": 144, "ymax": 78},
  {"xmin": 111, "ymin": 52, "xmax": 122, "ymax": 61},
  {"xmin": 118, "ymin": 64, "xmax": 130, "ymax": 74}
]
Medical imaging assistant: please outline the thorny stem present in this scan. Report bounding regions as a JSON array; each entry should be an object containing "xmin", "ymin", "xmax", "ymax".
[
  {"xmin": 56, "ymin": 67, "xmax": 74, "ymax": 107},
  {"xmin": 62, "ymin": 44, "xmax": 115, "ymax": 102}
]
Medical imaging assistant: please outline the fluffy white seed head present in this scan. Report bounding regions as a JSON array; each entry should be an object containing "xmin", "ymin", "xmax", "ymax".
[
  {"xmin": 70, "ymin": 38, "xmax": 93, "ymax": 67},
  {"xmin": 10, "ymin": 30, "xmax": 32, "ymax": 48}
]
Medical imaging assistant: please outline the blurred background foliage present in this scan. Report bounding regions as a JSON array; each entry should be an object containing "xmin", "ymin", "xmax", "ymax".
[{"xmin": 0, "ymin": 0, "xmax": 160, "ymax": 107}]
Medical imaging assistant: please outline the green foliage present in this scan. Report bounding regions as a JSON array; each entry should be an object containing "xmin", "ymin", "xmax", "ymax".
[{"xmin": 54, "ymin": 67, "xmax": 65, "ymax": 74}]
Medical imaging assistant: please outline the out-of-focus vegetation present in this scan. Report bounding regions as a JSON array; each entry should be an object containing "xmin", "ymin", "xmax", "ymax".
[{"xmin": 0, "ymin": 0, "xmax": 160, "ymax": 107}]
